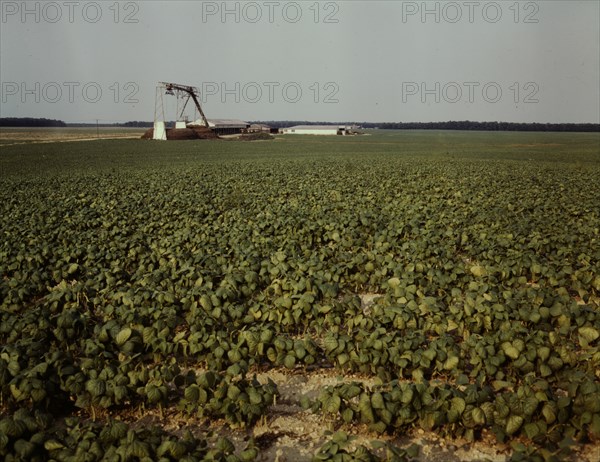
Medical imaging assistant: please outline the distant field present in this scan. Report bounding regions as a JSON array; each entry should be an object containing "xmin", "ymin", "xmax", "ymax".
[
  {"xmin": 0, "ymin": 126, "xmax": 146, "ymax": 145},
  {"xmin": 1, "ymin": 131, "xmax": 599, "ymax": 461}
]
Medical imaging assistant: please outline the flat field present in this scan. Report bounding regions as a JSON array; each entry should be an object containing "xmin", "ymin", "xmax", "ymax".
[
  {"xmin": 0, "ymin": 127, "xmax": 146, "ymax": 146},
  {"xmin": 1, "ymin": 131, "xmax": 599, "ymax": 461}
]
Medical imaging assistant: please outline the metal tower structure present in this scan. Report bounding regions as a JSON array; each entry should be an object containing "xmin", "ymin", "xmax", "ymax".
[{"xmin": 160, "ymin": 82, "xmax": 209, "ymax": 128}]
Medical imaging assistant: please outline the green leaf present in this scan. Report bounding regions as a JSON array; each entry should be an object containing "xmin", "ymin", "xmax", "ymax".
[
  {"xmin": 342, "ymin": 408, "xmax": 354, "ymax": 423},
  {"xmin": 216, "ymin": 437, "xmax": 235, "ymax": 454},
  {"xmin": 470, "ymin": 265, "xmax": 487, "ymax": 277},
  {"xmin": 10, "ymin": 384, "xmax": 24, "ymax": 401},
  {"xmin": 443, "ymin": 355, "xmax": 459, "ymax": 371},
  {"xmin": 370, "ymin": 440, "xmax": 386, "ymax": 450},
  {"xmin": 346, "ymin": 384, "xmax": 362, "ymax": 399},
  {"xmin": 110, "ymin": 421, "xmax": 128, "ymax": 440},
  {"xmin": 387, "ymin": 277, "xmax": 401, "ymax": 289},
  {"xmin": 114, "ymin": 386, "xmax": 128, "ymax": 403},
  {"xmin": 332, "ymin": 431, "xmax": 348, "ymax": 444},
  {"xmin": 511, "ymin": 441, "xmax": 527, "ymax": 453},
  {"xmin": 506, "ymin": 415, "xmax": 524, "ymax": 435},
  {"xmin": 248, "ymin": 388, "xmax": 263, "ymax": 405},
  {"xmin": 502, "ymin": 342, "xmax": 520, "ymax": 360},
  {"xmin": 406, "ymin": 444, "xmax": 420, "ymax": 458},
  {"xmin": 462, "ymin": 408, "xmax": 476, "ymax": 428},
  {"xmin": 369, "ymin": 421, "xmax": 387, "ymax": 434},
  {"xmin": 44, "ymin": 439, "xmax": 65, "ymax": 451},
  {"xmin": 401, "ymin": 386, "xmax": 414, "ymax": 404},
  {"xmin": 472, "ymin": 407, "xmax": 486, "ymax": 425},
  {"xmin": 240, "ymin": 448, "xmax": 258, "ymax": 462},
  {"xmin": 199, "ymin": 295, "xmax": 212, "ymax": 311},
  {"xmin": 323, "ymin": 393, "xmax": 341, "ymax": 414},
  {"xmin": 371, "ymin": 392, "xmax": 385, "ymax": 410},
  {"xmin": 542, "ymin": 402, "xmax": 557, "ymax": 424},
  {"xmin": 422, "ymin": 348, "xmax": 436, "ymax": 361},
  {"xmin": 523, "ymin": 396, "xmax": 539, "ymax": 417},
  {"xmin": 537, "ymin": 346, "xmax": 551, "ymax": 362},
  {"xmin": 450, "ymin": 397, "xmax": 466, "ymax": 416},
  {"xmin": 131, "ymin": 439, "xmax": 152, "ymax": 458},
  {"xmin": 481, "ymin": 402, "xmax": 495, "ymax": 422},
  {"xmin": 198, "ymin": 371, "xmax": 217, "ymax": 389},
  {"xmin": 260, "ymin": 329, "xmax": 273, "ymax": 343},
  {"xmin": 318, "ymin": 305, "xmax": 333, "ymax": 314},
  {"xmin": 324, "ymin": 335, "xmax": 338, "ymax": 353},
  {"xmin": 540, "ymin": 364, "xmax": 552, "ymax": 377},
  {"xmin": 579, "ymin": 327, "xmax": 599, "ymax": 347},
  {"xmin": 524, "ymin": 422, "xmax": 541, "ymax": 440},
  {"xmin": 116, "ymin": 327, "xmax": 132, "ymax": 346},
  {"xmin": 86, "ymin": 379, "xmax": 106, "ymax": 397},
  {"xmin": 337, "ymin": 353, "xmax": 349, "ymax": 366},
  {"xmin": 294, "ymin": 344, "xmax": 307, "ymax": 360},
  {"xmin": 379, "ymin": 408, "xmax": 393, "ymax": 425},
  {"xmin": 185, "ymin": 385, "xmax": 200, "ymax": 402},
  {"xmin": 227, "ymin": 384, "xmax": 241, "ymax": 400},
  {"xmin": 146, "ymin": 384, "xmax": 163, "ymax": 403},
  {"xmin": 14, "ymin": 439, "xmax": 36, "ymax": 459},
  {"xmin": 284, "ymin": 355, "xmax": 296, "ymax": 369},
  {"xmin": 359, "ymin": 393, "xmax": 375, "ymax": 423},
  {"xmin": 225, "ymin": 364, "xmax": 242, "ymax": 377}
]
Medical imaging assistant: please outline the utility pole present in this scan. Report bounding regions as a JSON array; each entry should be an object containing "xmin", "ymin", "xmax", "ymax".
[{"xmin": 96, "ymin": 119, "xmax": 99, "ymax": 139}]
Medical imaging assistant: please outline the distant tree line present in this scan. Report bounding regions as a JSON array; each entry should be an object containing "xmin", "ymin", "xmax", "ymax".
[
  {"xmin": 67, "ymin": 121, "xmax": 155, "ymax": 128},
  {"xmin": 254, "ymin": 120, "xmax": 600, "ymax": 132},
  {"xmin": 2, "ymin": 118, "xmax": 598, "ymax": 132},
  {"xmin": 121, "ymin": 121, "xmax": 154, "ymax": 128},
  {"xmin": 371, "ymin": 121, "xmax": 600, "ymax": 132},
  {"xmin": 0, "ymin": 117, "xmax": 66, "ymax": 127}
]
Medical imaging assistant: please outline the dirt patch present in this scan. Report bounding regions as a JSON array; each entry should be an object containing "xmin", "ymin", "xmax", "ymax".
[
  {"xmin": 224, "ymin": 368, "xmax": 515, "ymax": 462},
  {"xmin": 141, "ymin": 127, "xmax": 219, "ymax": 140},
  {"xmin": 245, "ymin": 368, "xmax": 599, "ymax": 462},
  {"xmin": 237, "ymin": 133, "xmax": 275, "ymax": 141},
  {"xmin": 0, "ymin": 131, "xmax": 143, "ymax": 145},
  {"xmin": 359, "ymin": 293, "xmax": 383, "ymax": 316},
  {"xmin": 65, "ymin": 363, "xmax": 598, "ymax": 461}
]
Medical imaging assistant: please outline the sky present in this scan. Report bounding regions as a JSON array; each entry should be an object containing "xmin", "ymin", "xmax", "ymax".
[{"xmin": 1, "ymin": 0, "xmax": 599, "ymax": 124}]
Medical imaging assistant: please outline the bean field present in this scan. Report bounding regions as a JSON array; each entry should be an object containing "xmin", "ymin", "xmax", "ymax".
[{"xmin": 1, "ymin": 130, "xmax": 599, "ymax": 461}]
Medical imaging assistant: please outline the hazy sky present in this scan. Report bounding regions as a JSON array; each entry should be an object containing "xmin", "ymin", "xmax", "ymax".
[{"xmin": 1, "ymin": 0, "xmax": 599, "ymax": 123}]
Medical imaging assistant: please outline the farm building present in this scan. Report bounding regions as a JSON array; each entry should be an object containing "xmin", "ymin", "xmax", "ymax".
[
  {"xmin": 188, "ymin": 118, "xmax": 250, "ymax": 135},
  {"xmin": 280, "ymin": 125, "xmax": 356, "ymax": 135},
  {"xmin": 246, "ymin": 123, "xmax": 275, "ymax": 134}
]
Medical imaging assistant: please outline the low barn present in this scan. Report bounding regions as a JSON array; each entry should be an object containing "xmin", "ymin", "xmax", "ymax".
[
  {"xmin": 280, "ymin": 125, "xmax": 354, "ymax": 135},
  {"xmin": 189, "ymin": 118, "xmax": 250, "ymax": 135},
  {"xmin": 246, "ymin": 124, "xmax": 273, "ymax": 134}
]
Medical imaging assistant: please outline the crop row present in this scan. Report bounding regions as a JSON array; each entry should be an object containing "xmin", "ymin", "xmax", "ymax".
[
  {"xmin": 1, "ymin": 408, "xmax": 259, "ymax": 462},
  {"xmin": 311, "ymin": 378, "xmax": 600, "ymax": 444}
]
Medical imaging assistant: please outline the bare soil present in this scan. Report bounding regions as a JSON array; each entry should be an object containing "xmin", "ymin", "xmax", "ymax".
[
  {"xmin": 0, "ymin": 128, "xmax": 145, "ymax": 145},
  {"xmin": 140, "ymin": 127, "xmax": 218, "ymax": 140}
]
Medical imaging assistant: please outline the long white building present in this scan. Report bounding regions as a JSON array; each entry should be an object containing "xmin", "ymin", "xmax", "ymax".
[{"xmin": 280, "ymin": 125, "xmax": 355, "ymax": 135}]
